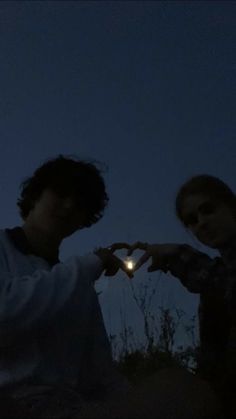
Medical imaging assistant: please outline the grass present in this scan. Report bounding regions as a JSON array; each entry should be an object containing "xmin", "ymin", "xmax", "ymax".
[{"xmin": 106, "ymin": 275, "xmax": 199, "ymax": 380}]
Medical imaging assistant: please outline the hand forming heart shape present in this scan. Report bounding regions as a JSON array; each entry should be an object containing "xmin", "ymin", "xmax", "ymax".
[
  {"xmin": 109, "ymin": 241, "xmax": 149, "ymax": 273},
  {"xmin": 109, "ymin": 242, "xmax": 180, "ymax": 273}
]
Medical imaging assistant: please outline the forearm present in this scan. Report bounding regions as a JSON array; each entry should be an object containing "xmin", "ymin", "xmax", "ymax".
[{"xmin": 0, "ymin": 253, "xmax": 103, "ymax": 342}]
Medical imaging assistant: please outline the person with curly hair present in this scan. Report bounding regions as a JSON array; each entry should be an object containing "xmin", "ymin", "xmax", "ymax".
[{"xmin": 0, "ymin": 155, "xmax": 133, "ymax": 418}]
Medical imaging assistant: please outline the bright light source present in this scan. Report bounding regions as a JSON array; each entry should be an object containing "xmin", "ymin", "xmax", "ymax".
[{"xmin": 124, "ymin": 257, "xmax": 135, "ymax": 271}]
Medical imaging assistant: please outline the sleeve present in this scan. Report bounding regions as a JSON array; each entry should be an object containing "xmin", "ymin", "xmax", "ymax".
[
  {"xmin": 166, "ymin": 244, "xmax": 226, "ymax": 294},
  {"xmin": 0, "ymin": 250, "xmax": 104, "ymax": 344}
]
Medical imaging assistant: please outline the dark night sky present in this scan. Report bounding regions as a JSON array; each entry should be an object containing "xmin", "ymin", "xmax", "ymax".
[{"xmin": 1, "ymin": 0, "xmax": 236, "ymax": 352}]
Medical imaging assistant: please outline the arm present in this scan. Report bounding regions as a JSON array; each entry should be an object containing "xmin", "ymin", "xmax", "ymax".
[
  {"xmin": 119, "ymin": 241, "xmax": 226, "ymax": 294},
  {"xmin": 0, "ymin": 251, "xmax": 104, "ymax": 344},
  {"xmin": 162, "ymin": 244, "xmax": 226, "ymax": 294}
]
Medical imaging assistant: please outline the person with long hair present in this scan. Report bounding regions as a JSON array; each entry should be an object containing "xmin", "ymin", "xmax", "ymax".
[{"xmin": 112, "ymin": 174, "xmax": 236, "ymax": 417}]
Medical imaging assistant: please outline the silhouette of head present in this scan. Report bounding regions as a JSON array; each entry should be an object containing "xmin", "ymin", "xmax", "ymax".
[{"xmin": 17, "ymin": 155, "xmax": 109, "ymax": 228}]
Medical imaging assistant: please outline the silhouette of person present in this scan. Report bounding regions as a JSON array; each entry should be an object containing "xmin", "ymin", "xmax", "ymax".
[
  {"xmin": 0, "ymin": 162, "xmax": 222, "ymax": 419},
  {"xmin": 0, "ymin": 155, "xmax": 133, "ymax": 418},
  {"xmin": 111, "ymin": 174, "xmax": 236, "ymax": 418}
]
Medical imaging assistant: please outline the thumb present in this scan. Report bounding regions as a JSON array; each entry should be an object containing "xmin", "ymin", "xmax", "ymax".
[
  {"xmin": 147, "ymin": 259, "xmax": 164, "ymax": 271},
  {"xmin": 147, "ymin": 264, "xmax": 156, "ymax": 272}
]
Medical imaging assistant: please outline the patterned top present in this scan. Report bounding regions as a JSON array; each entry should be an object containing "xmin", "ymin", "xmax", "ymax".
[{"xmin": 165, "ymin": 240, "xmax": 236, "ymax": 382}]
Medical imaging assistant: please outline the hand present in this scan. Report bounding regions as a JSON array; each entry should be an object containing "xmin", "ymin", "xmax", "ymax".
[
  {"xmin": 95, "ymin": 247, "xmax": 134, "ymax": 278},
  {"xmin": 127, "ymin": 242, "xmax": 181, "ymax": 272},
  {"xmin": 109, "ymin": 242, "xmax": 131, "ymax": 252}
]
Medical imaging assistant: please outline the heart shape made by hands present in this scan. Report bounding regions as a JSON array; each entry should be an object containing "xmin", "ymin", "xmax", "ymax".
[{"xmin": 109, "ymin": 242, "xmax": 149, "ymax": 273}]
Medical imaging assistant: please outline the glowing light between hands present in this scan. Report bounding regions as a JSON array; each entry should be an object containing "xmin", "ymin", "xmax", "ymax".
[{"xmin": 124, "ymin": 257, "xmax": 135, "ymax": 271}]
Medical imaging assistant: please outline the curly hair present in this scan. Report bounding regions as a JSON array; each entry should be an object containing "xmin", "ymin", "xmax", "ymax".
[
  {"xmin": 17, "ymin": 155, "xmax": 109, "ymax": 227},
  {"xmin": 175, "ymin": 174, "xmax": 236, "ymax": 224}
]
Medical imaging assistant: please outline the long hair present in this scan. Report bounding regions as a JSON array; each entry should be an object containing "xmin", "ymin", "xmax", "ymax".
[{"xmin": 175, "ymin": 174, "xmax": 236, "ymax": 224}]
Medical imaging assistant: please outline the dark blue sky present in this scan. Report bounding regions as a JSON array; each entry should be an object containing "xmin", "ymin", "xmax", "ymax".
[{"xmin": 1, "ymin": 1, "xmax": 236, "ymax": 351}]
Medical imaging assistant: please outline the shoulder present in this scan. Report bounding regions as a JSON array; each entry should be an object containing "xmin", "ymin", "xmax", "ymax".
[
  {"xmin": 0, "ymin": 228, "xmax": 10, "ymax": 249},
  {"xmin": 0, "ymin": 228, "xmax": 20, "ymax": 267}
]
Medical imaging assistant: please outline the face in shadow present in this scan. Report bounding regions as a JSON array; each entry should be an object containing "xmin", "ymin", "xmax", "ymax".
[{"xmin": 180, "ymin": 193, "xmax": 236, "ymax": 249}]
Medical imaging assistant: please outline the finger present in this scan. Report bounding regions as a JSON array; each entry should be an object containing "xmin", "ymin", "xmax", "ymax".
[
  {"xmin": 127, "ymin": 241, "xmax": 148, "ymax": 256},
  {"xmin": 148, "ymin": 261, "xmax": 169, "ymax": 273},
  {"xmin": 121, "ymin": 266, "xmax": 134, "ymax": 279},
  {"xmin": 104, "ymin": 254, "xmax": 133, "ymax": 278},
  {"xmin": 105, "ymin": 264, "xmax": 134, "ymax": 279},
  {"xmin": 104, "ymin": 255, "xmax": 121, "ymax": 276},
  {"xmin": 104, "ymin": 267, "xmax": 119, "ymax": 276},
  {"xmin": 133, "ymin": 252, "xmax": 150, "ymax": 270},
  {"xmin": 118, "ymin": 258, "xmax": 134, "ymax": 278},
  {"xmin": 109, "ymin": 243, "xmax": 131, "ymax": 253},
  {"xmin": 148, "ymin": 264, "xmax": 158, "ymax": 272}
]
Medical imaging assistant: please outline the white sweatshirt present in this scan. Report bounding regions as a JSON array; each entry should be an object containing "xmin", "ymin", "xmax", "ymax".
[{"xmin": 0, "ymin": 227, "xmax": 124, "ymax": 397}]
